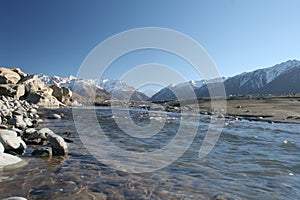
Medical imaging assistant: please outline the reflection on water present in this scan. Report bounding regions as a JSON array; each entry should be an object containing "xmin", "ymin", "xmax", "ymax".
[{"xmin": 0, "ymin": 107, "xmax": 299, "ymax": 200}]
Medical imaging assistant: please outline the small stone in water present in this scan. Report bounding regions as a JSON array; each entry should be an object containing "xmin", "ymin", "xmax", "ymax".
[
  {"xmin": 47, "ymin": 114, "xmax": 61, "ymax": 119},
  {"xmin": 31, "ymin": 146, "xmax": 52, "ymax": 157},
  {"xmin": 2, "ymin": 197, "xmax": 27, "ymax": 200}
]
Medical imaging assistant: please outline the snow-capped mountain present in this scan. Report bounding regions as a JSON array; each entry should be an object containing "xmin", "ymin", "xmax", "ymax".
[
  {"xmin": 221, "ymin": 59, "xmax": 300, "ymax": 96},
  {"xmin": 149, "ymin": 80, "xmax": 205, "ymax": 101},
  {"xmin": 99, "ymin": 79, "xmax": 135, "ymax": 93},
  {"xmin": 37, "ymin": 75, "xmax": 149, "ymax": 101},
  {"xmin": 221, "ymin": 59, "xmax": 300, "ymax": 95},
  {"xmin": 151, "ymin": 59, "xmax": 300, "ymax": 101}
]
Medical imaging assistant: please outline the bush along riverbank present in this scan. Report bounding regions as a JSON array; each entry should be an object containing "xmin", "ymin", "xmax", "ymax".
[{"xmin": 0, "ymin": 67, "xmax": 73, "ymax": 199}]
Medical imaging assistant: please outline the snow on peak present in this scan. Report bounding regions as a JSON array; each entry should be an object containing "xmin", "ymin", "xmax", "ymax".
[
  {"xmin": 264, "ymin": 59, "xmax": 300, "ymax": 84},
  {"xmin": 236, "ymin": 59, "xmax": 300, "ymax": 88},
  {"xmin": 37, "ymin": 74, "xmax": 140, "ymax": 94}
]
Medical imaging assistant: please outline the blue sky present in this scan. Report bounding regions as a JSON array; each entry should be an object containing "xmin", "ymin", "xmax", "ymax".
[{"xmin": 1, "ymin": 0, "xmax": 300, "ymax": 84}]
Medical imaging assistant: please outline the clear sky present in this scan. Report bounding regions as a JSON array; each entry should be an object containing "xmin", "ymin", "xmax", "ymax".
[{"xmin": 1, "ymin": 0, "xmax": 300, "ymax": 83}]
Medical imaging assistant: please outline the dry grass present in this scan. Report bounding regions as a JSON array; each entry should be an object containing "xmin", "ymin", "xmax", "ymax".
[{"xmin": 194, "ymin": 96, "xmax": 300, "ymax": 123}]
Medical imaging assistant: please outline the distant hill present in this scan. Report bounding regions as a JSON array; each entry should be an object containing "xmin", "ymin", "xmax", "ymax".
[
  {"xmin": 150, "ymin": 59, "xmax": 300, "ymax": 101},
  {"xmin": 38, "ymin": 75, "xmax": 149, "ymax": 101},
  {"xmin": 149, "ymin": 80, "xmax": 205, "ymax": 101}
]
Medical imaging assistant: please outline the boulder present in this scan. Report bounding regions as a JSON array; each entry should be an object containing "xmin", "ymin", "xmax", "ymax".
[
  {"xmin": 47, "ymin": 132, "xmax": 68, "ymax": 156},
  {"xmin": 11, "ymin": 67, "xmax": 28, "ymax": 78},
  {"xmin": 8, "ymin": 115, "xmax": 27, "ymax": 129},
  {"xmin": 16, "ymin": 74, "xmax": 62, "ymax": 108},
  {"xmin": 12, "ymin": 109, "xmax": 23, "ymax": 116},
  {"xmin": 0, "ymin": 153, "xmax": 23, "ymax": 168},
  {"xmin": 0, "ymin": 84, "xmax": 25, "ymax": 100},
  {"xmin": 11, "ymin": 127, "xmax": 23, "ymax": 135},
  {"xmin": 0, "ymin": 103, "xmax": 7, "ymax": 110},
  {"xmin": 0, "ymin": 125, "xmax": 8, "ymax": 129},
  {"xmin": 0, "ymin": 129, "xmax": 18, "ymax": 137},
  {"xmin": 26, "ymin": 93, "xmax": 61, "ymax": 108},
  {"xmin": 50, "ymin": 85, "xmax": 72, "ymax": 103},
  {"xmin": 0, "ymin": 68, "xmax": 21, "ymax": 84},
  {"xmin": 23, "ymin": 118, "xmax": 33, "ymax": 127},
  {"xmin": 1, "ymin": 109, "xmax": 12, "ymax": 119},
  {"xmin": 19, "ymin": 75, "xmax": 52, "ymax": 95},
  {"xmin": 30, "ymin": 128, "xmax": 54, "ymax": 140},
  {"xmin": 0, "ymin": 134, "xmax": 26, "ymax": 155},
  {"xmin": 0, "ymin": 142, "xmax": 4, "ymax": 153}
]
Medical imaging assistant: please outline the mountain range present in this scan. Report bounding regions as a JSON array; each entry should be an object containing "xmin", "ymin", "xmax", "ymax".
[
  {"xmin": 37, "ymin": 75, "xmax": 149, "ymax": 101},
  {"xmin": 150, "ymin": 59, "xmax": 300, "ymax": 101},
  {"xmin": 38, "ymin": 59, "xmax": 300, "ymax": 102}
]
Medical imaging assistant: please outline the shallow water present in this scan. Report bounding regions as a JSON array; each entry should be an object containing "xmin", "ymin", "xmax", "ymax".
[{"xmin": 0, "ymin": 107, "xmax": 299, "ymax": 199}]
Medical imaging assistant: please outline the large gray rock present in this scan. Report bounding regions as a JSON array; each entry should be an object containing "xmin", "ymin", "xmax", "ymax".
[
  {"xmin": 0, "ymin": 142, "xmax": 4, "ymax": 153},
  {"xmin": 47, "ymin": 132, "xmax": 68, "ymax": 156},
  {"xmin": 1, "ymin": 109, "xmax": 12, "ymax": 118},
  {"xmin": 0, "ymin": 68, "xmax": 21, "ymax": 84},
  {"xmin": 0, "ymin": 153, "xmax": 23, "ymax": 168},
  {"xmin": 11, "ymin": 67, "xmax": 28, "ymax": 78},
  {"xmin": 30, "ymin": 128, "xmax": 54, "ymax": 140},
  {"xmin": 0, "ymin": 103, "xmax": 7, "ymax": 110},
  {"xmin": 0, "ymin": 153, "xmax": 26, "ymax": 171},
  {"xmin": 8, "ymin": 115, "xmax": 27, "ymax": 129},
  {"xmin": 0, "ymin": 134, "xmax": 26, "ymax": 155},
  {"xmin": 0, "ymin": 84, "xmax": 25, "ymax": 100},
  {"xmin": 19, "ymin": 75, "xmax": 52, "ymax": 95},
  {"xmin": 50, "ymin": 85, "xmax": 72, "ymax": 103},
  {"xmin": 26, "ymin": 93, "xmax": 61, "ymax": 108},
  {"xmin": 0, "ymin": 129, "xmax": 18, "ymax": 137},
  {"xmin": 23, "ymin": 118, "xmax": 33, "ymax": 127}
]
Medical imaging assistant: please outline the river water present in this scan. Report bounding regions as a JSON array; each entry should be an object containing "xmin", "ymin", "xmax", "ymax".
[{"xmin": 0, "ymin": 107, "xmax": 299, "ymax": 200}]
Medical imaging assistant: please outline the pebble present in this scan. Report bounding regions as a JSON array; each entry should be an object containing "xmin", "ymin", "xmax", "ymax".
[
  {"xmin": 29, "ymin": 108, "xmax": 38, "ymax": 114},
  {"xmin": 24, "ymin": 128, "xmax": 36, "ymax": 135},
  {"xmin": 47, "ymin": 113, "xmax": 61, "ymax": 119}
]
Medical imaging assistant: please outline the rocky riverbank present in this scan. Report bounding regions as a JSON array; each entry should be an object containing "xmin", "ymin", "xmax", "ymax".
[{"xmin": 0, "ymin": 67, "xmax": 73, "ymax": 200}]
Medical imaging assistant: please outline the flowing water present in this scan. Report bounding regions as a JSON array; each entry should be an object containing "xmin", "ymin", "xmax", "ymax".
[{"xmin": 0, "ymin": 107, "xmax": 299, "ymax": 200}]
